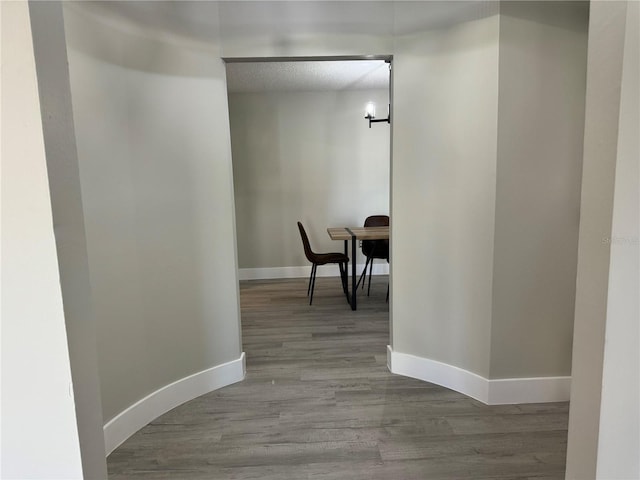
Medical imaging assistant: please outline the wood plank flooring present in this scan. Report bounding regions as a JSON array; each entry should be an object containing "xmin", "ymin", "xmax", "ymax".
[{"xmin": 107, "ymin": 276, "xmax": 569, "ymax": 479}]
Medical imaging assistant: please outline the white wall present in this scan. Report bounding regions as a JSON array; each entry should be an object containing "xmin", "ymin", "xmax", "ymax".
[
  {"xmin": 565, "ymin": 2, "xmax": 632, "ymax": 479},
  {"xmin": 490, "ymin": 1, "xmax": 588, "ymax": 379},
  {"xmin": 28, "ymin": 2, "xmax": 108, "ymax": 476},
  {"xmin": 0, "ymin": 2, "xmax": 84, "ymax": 477},
  {"xmin": 388, "ymin": 2, "xmax": 589, "ymax": 399},
  {"xmin": 391, "ymin": 15, "xmax": 500, "ymax": 378},
  {"xmin": 229, "ymin": 88, "xmax": 390, "ymax": 271},
  {"xmin": 596, "ymin": 1, "xmax": 639, "ymax": 478},
  {"xmin": 63, "ymin": 3, "xmax": 242, "ymax": 429}
]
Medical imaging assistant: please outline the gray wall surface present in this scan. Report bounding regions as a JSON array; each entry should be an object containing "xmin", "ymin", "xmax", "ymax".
[
  {"xmin": 596, "ymin": 3, "xmax": 639, "ymax": 476},
  {"xmin": 29, "ymin": 2, "xmax": 107, "ymax": 476},
  {"xmin": 63, "ymin": 4, "xmax": 242, "ymax": 424},
  {"xmin": 566, "ymin": 2, "xmax": 639, "ymax": 478},
  {"xmin": 391, "ymin": 14, "xmax": 500, "ymax": 378},
  {"xmin": 229, "ymin": 88, "xmax": 390, "ymax": 270},
  {"xmin": 392, "ymin": 2, "xmax": 588, "ymax": 381},
  {"xmin": 490, "ymin": 1, "xmax": 588, "ymax": 379}
]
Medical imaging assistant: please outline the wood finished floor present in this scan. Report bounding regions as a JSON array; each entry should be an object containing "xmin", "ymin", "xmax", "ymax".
[{"xmin": 107, "ymin": 276, "xmax": 569, "ymax": 479}]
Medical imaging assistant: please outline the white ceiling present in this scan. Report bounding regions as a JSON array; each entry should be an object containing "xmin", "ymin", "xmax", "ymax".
[
  {"xmin": 67, "ymin": 1, "xmax": 499, "ymax": 91},
  {"xmin": 72, "ymin": 1, "xmax": 499, "ymax": 43},
  {"xmin": 225, "ymin": 60, "xmax": 390, "ymax": 93}
]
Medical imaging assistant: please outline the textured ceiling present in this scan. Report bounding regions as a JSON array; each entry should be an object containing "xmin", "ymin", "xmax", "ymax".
[{"xmin": 225, "ymin": 60, "xmax": 390, "ymax": 93}]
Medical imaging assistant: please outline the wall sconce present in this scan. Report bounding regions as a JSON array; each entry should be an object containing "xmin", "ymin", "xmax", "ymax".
[{"xmin": 364, "ymin": 102, "xmax": 390, "ymax": 128}]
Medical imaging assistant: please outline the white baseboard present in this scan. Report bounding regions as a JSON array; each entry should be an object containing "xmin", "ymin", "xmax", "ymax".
[
  {"xmin": 239, "ymin": 263, "xmax": 389, "ymax": 281},
  {"xmin": 103, "ymin": 352, "xmax": 246, "ymax": 456},
  {"xmin": 487, "ymin": 376, "xmax": 571, "ymax": 405},
  {"xmin": 387, "ymin": 346, "xmax": 570, "ymax": 405}
]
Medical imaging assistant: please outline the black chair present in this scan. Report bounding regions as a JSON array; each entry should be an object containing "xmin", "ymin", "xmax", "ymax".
[
  {"xmin": 297, "ymin": 222, "xmax": 349, "ymax": 305},
  {"xmin": 357, "ymin": 215, "xmax": 389, "ymax": 296}
]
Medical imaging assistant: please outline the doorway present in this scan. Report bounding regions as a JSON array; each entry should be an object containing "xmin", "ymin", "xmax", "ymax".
[{"xmin": 223, "ymin": 55, "xmax": 393, "ymax": 352}]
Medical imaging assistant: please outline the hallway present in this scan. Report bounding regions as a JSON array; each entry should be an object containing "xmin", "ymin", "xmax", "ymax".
[{"xmin": 107, "ymin": 277, "xmax": 568, "ymax": 479}]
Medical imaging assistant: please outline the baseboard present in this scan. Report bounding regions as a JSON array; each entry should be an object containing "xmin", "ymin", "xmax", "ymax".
[
  {"xmin": 239, "ymin": 263, "xmax": 389, "ymax": 281},
  {"xmin": 103, "ymin": 352, "xmax": 246, "ymax": 456},
  {"xmin": 487, "ymin": 376, "xmax": 571, "ymax": 405},
  {"xmin": 387, "ymin": 346, "xmax": 570, "ymax": 405}
]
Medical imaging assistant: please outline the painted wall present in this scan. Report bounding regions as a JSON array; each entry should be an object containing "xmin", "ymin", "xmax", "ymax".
[
  {"xmin": 228, "ymin": 88, "xmax": 390, "ymax": 270},
  {"xmin": 62, "ymin": 4, "xmax": 242, "ymax": 425},
  {"xmin": 28, "ymin": 2, "xmax": 108, "ymax": 476},
  {"xmin": 0, "ymin": 2, "xmax": 84, "ymax": 477},
  {"xmin": 490, "ymin": 1, "xmax": 588, "ymax": 379},
  {"xmin": 596, "ymin": 3, "xmax": 639, "ymax": 477},
  {"xmin": 391, "ymin": 2, "xmax": 588, "ymax": 383},
  {"xmin": 565, "ymin": 2, "xmax": 630, "ymax": 479},
  {"xmin": 391, "ymin": 15, "xmax": 500, "ymax": 378}
]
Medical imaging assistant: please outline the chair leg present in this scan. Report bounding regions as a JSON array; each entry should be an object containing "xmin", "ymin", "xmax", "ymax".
[
  {"xmin": 357, "ymin": 256, "xmax": 371, "ymax": 290},
  {"xmin": 339, "ymin": 262, "xmax": 347, "ymax": 295},
  {"xmin": 344, "ymin": 262, "xmax": 348, "ymax": 293},
  {"xmin": 367, "ymin": 258, "xmax": 374, "ymax": 296},
  {"xmin": 310, "ymin": 263, "xmax": 318, "ymax": 305},
  {"xmin": 307, "ymin": 264, "xmax": 316, "ymax": 296}
]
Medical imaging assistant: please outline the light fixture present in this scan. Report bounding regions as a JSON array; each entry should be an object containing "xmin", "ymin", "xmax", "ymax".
[{"xmin": 364, "ymin": 102, "xmax": 390, "ymax": 128}]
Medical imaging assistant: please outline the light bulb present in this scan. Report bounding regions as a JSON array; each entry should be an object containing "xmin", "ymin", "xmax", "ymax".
[{"xmin": 365, "ymin": 102, "xmax": 376, "ymax": 118}]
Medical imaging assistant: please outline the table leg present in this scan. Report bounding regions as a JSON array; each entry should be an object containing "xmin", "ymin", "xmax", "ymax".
[
  {"xmin": 351, "ymin": 233, "xmax": 357, "ymax": 310},
  {"xmin": 342, "ymin": 240, "xmax": 349, "ymax": 299}
]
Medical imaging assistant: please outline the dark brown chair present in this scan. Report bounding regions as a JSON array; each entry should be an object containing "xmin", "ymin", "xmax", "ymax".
[
  {"xmin": 357, "ymin": 215, "xmax": 389, "ymax": 296},
  {"xmin": 297, "ymin": 222, "xmax": 349, "ymax": 305}
]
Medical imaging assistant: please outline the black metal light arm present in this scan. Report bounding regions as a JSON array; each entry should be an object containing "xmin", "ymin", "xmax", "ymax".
[{"xmin": 364, "ymin": 104, "xmax": 391, "ymax": 128}]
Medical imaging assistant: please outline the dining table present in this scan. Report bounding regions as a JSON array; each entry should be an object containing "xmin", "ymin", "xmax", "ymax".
[{"xmin": 327, "ymin": 225, "xmax": 390, "ymax": 310}]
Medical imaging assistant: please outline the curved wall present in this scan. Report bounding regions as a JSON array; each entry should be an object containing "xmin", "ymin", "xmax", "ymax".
[
  {"xmin": 491, "ymin": 1, "xmax": 588, "ymax": 380},
  {"xmin": 391, "ymin": 15, "xmax": 500, "ymax": 380},
  {"xmin": 62, "ymin": 3, "xmax": 243, "ymax": 452},
  {"xmin": 390, "ymin": 3, "xmax": 586, "ymax": 403}
]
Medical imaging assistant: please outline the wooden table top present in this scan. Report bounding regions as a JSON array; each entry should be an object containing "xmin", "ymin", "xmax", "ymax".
[{"xmin": 327, "ymin": 226, "xmax": 389, "ymax": 241}]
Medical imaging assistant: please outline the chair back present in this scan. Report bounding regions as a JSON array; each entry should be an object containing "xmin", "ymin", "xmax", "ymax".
[
  {"xmin": 297, "ymin": 222, "xmax": 316, "ymax": 263},
  {"xmin": 362, "ymin": 215, "xmax": 389, "ymax": 258},
  {"xmin": 364, "ymin": 215, "xmax": 389, "ymax": 228}
]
